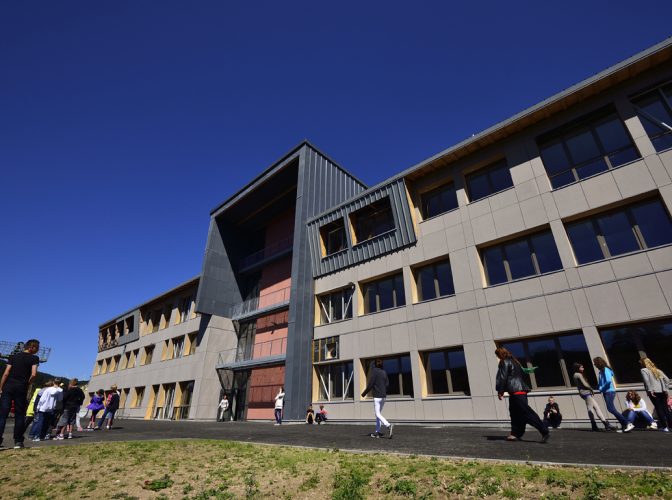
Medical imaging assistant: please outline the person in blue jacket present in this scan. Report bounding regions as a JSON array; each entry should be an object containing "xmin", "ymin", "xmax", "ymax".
[{"xmin": 593, "ymin": 357, "xmax": 632, "ymax": 433}]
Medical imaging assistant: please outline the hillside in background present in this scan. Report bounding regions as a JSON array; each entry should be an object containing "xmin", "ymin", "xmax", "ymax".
[{"xmin": 0, "ymin": 359, "xmax": 88, "ymax": 388}]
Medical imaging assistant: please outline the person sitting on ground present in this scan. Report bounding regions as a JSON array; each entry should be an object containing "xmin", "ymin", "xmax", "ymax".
[
  {"xmin": 86, "ymin": 389, "xmax": 105, "ymax": 430},
  {"xmin": 624, "ymin": 390, "xmax": 657, "ymax": 429},
  {"xmin": 54, "ymin": 378, "xmax": 85, "ymax": 440},
  {"xmin": 305, "ymin": 404, "xmax": 315, "ymax": 424},
  {"xmin": 315, "ymin": 404, "xmax": 328, "ymax": 424},
  {"xmin": 543, "ymin": 396, "xmax": 562, "ymax": 429}
]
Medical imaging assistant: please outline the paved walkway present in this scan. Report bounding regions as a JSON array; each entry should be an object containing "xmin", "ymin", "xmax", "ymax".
[{"xmin": 3, "ymin": 419, "xmax": 671, "ymax": 468}]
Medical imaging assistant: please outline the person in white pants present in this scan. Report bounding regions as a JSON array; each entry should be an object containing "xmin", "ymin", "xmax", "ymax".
[{"xmin": 361, "ymin": 359, "xmax": 394, "ymax": 438}]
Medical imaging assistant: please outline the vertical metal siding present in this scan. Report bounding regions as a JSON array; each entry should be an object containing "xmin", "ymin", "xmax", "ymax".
[{"xmin": 307, "ymin": 178, "xmax": 417, "ymax": 278}]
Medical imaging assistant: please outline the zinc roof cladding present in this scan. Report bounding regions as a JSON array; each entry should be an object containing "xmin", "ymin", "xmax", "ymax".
[
  {"xmin": 209, "ymin": 140, "xmax": 368, "ymax": 217},
  {"xmin": 306, "ymin": 36, "xmax": 672, "ymax": 224},
  {"xmin": 98, "ymin": 275, "xmax": 200, "ymax": 329}
]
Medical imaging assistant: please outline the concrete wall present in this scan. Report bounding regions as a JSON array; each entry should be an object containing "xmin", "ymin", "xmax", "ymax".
[{"xmin": 309, "ymin": 64, "xmax": 672, "ymax": 423}]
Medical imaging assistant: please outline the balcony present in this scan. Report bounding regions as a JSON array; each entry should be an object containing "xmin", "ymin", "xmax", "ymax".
[
  {"xmin": 239, "ymin": 236, "xmax": 293, "ymax": 273},
  {"xmin": 230, "ymin": 285, "xmax": 291, "ymax": 321},
  {"xmin": 216, "ymin": 337, "xmax": 287, "ymax": 370},
  {"xmin": 98, "ymin": 339, "xmax": 119, "ymax": 352}
]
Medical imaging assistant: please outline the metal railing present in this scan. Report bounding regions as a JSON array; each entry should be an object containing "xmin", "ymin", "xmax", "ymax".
[
  {"xmin": 239, "ymin": 236, "xmax": 293, "ymax": 270},
  {"xmin": 230, "ymin": 286, "xmax": 291, "ymax": 318},
  {"xmin": 217, "ymin": 337, "xmax": 287, "ymax": 366}
]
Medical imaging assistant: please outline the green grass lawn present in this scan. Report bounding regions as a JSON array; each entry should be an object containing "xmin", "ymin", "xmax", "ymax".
[{"xmin": 2, "ymin": 440, "xmax": 671, "ymax": 499}]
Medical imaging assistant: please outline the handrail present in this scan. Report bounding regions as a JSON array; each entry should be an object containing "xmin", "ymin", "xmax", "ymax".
[
  {"xmin": 239, "ymin": 236, "xmax": 293, "ymax": 269},
  {"xmin": 230, "ymin": 286, "xmax": 291, "ymax": 317},
  {"xmin": 217, "ymin": 337, "xmax": 287, "ymax": 366}
]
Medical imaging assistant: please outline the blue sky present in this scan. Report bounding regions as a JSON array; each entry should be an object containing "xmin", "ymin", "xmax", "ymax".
[{"xmin": 1, "ymin": 1, "xmax": 671, "ymax": 378}]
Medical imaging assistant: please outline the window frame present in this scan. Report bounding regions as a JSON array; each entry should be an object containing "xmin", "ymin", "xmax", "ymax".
[
  {"xmin": 481, "ymin": 229, "xmax": 562, "ymax": 286},
  {"xmin": 497, "ymin": 331, "xmax": 596, "ymax": 390},
  {"xmin": 413, "ymin": 258, "xmax": 455, "ymax": 302},
  {"xmin": 349, "ymin": 197, "xmax": 396, "ymax": 245},
  {"xmin": 362, "ymin": 354, "xmax": 414, "ymax": 398},
  {"xmin": 630, "ymin": 82, "xmax": 672, "ymax": 152},
  {"xmin": 420, "ymin": 182, "xmax": 458, "ymax": 220},
  {"xmin": 538, "ymin": 109, "xmax": 640, "ymax": 189},
  {"xmin": 315, "ymin": 360, "xmax": 354, "ymax": 402},
  {"xmin": 565, "ymin": 198, "xmax": 672, "ymax": 265},
  {"xmin": 317, "ymin": 287, "xmax": 354, "ymax": 325},
  {"xmin": 361, "ymin": 272, "xmax": 406, "ymax": 314},
  {"xmin": 421, "ymin": 347, "xmax": 471, "ymax": 396},
  {"xmin": 313, "ymin": 336, "xmax": 340, "ymax": 363},
  {"xmin": 464, "ymin": 159, "xmax": 513, "ymax": 202},
  {"xmin": 320, "ymin": 219, "xmax": 348, "ymax": 257}
]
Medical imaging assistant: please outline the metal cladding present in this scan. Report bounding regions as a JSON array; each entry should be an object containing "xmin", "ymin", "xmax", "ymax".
[{"xmin": 307, "ymin": 178, "xmax": 417, "ymax": 277}]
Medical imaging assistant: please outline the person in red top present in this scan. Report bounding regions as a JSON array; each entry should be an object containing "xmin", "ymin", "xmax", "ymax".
[{"xmin": 495, "ymin": 347, "xmax": 549, "ymax": 443}]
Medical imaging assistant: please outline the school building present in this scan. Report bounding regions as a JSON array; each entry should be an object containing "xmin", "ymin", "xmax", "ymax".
[{"xmin": 88, "ymin": 38, "xmax": 672, "ymax": 423}]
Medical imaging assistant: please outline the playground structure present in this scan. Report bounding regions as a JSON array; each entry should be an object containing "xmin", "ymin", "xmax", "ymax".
[{"xmin": 0, "ymin": 340, "xmax": 51, "ymax": 363}]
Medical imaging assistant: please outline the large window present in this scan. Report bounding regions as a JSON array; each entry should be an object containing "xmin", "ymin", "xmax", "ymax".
[
  {"xmin": 317, "ymin": 287, "xmax": 353, "ymax": 324},
  {"xmin": 320, "ymin": 219, "xmax": 347, "ymax": 256},
  {"xmin": 465, "ymin": 159, "xmax": 513, "ymax": 202},
  {"xmin": 313, "ymin": 337, "xmax": 340, "ymax": 362},
  {"xmin": 363, "ymin": 355, "xmax": 414, "ymax": 397},
  {"xmin": 538, "ymin": 110, "xmax": 640, "ymax": 189},
  {"xmin": 142, "ymin": 345, "xmax": 154, "ymax": 365},
  {"xmin": 316, "ymin": 361, "xmax": 354, "ymax": 401},
  {"xmin": 350, "ymin": 198, "xmax": 395, "ymax": 243},
  {"xmin": 422, "ymin": 348, "xmax": 470, "ymax": 395},
  {"xmin": 631, "ymin": 82, "xmax": 672, "ymax": 152},
  {"xmin": 566, "ymin": 198, "xmax": 672, "ymax": 265},
  {"xmin": 362, "ymin": 273, "xmax": 406, "ymax": 314},
  {"xmin": 179, "ymin": 295, "xmax": 194, "ymax": 323},
  {"xmin": 499, "ymin": 332, "xmax": 596, "ymax": 390},
  {"xmin": 172, "ymin": 336, "xmax": 185, "ymax": 359},
  {"xmin": 414, "ymin": 259, "xmax": 455, "ymax": 302},
  {"xmin": 420, "ymin": 183, "xmax": 458, "ymax": 219},
  {"xmin": 600, "ymin": 319, "xmax": 672, "ymax": 385},
  {"xmin": 482, "ymin": 229, "xmax": 562, "ymax": 286}
]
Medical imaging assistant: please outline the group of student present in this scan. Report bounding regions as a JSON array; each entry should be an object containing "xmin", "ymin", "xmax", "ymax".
[
  {"xmin": 26, "ymin": 381, "xmax": 121, "ymax": 441},
  {"xmin": 495, "ymin": 348, "xmax": 672, "ymax": 442}
]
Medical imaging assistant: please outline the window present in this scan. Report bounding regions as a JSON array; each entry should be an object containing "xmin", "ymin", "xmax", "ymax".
[
  {"xmin": 162, "ymin": 304, "xmax": 173, "ymax": 329},
  {"xmin": 600, "ymin": 319, "xmax": 672, "ymax": 384},
  {"xmin": 414, "ymin": 259, "xmax": 455, "ymax": 302},
  {"xmin": 363, "ymin": 355, "xmax": 414, "ymax": 397},
  {"xmin": 538, "ymin": 110, "xmax": 640, "ymax": 189},
  {"xmin": 421, "ymin": 183, "xmax": 458, "ymax": 219},
  {"xmin": 498, "ymin": 332, "xmax": 596, "ymax": 390},
  {"xmin": 422, "ymin": 348, "xmax": 470, "ymax": 395},
  {"xmin": 320, "ymin": 219, "xmax": 347, "ymax": 256},
  {"xmin": 631, "ymin": 82, "xmax": 672, "ymax": 152},
  {"xmin": 132, "ymin": 386, "xmax": 145, "ymax": 408},
  {"xmin": 95, "ymin": 360, "xmax": 103, "ymax": 375},
  {"xmin": 125, "ymin": 316, "xmax": 134, "ymax": 334},
  {"xmin": 186, "ymin": 333, "xmax": 197, "ymax": 356},
  {"xmin": 350, "ymin": 198, "xmax": 395, "ymax": 244},
  {"xmin": 142, "ymin": 345, "xmax": 154, "ymax": 365},
  {"xmin": 129, "ymin": 349, "xmax": 138, "ymax": 369},
  {"xmin": 566, "ymin": 198, "xmax": 672, "ymax": 265},
  {"xmin": 313, "ymin": 337, "xmax": 339, "ymax": 362},
  {"xmin": 316, "ymin": 361, "xmax": 354, "ymax": 401},
  {"xmin": 120, "ymin": 352, "xmax": 130, "ymax": 370},
  {"xmin": 179, "ymin": 295, "xmax": 194, "ymax": 323},
  {"xmin": 317, "ymin": 287, "xmax": 353, "ymax": 324},
  {"xmin": 482, "ymin": 229, "xmax": 562, "ymax": 286},
  {"xmin": 465, "ymin": 159, "xmax": 513, "ymax": 202},
  {"xmin": 172, "ymin": 337, "xmax": 185, "ymax": 359},
  {"xmin": 362, "ymin": 273, "xmax": 406, "ymax": 314}
]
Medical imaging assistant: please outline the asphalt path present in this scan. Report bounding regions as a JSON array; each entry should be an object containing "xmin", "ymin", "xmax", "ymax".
[{"xmin": 3, "ymin": 420, "xmax": 671, "ymax": 468}]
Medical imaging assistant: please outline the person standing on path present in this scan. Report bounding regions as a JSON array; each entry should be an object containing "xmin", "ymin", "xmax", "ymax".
[
  {"xmin": 0, "ymin": 339, "xmax": 40, "ymax": 449},
  {"xmin": 96, "ymin": 385, "xmax": 120, "ymax": 430},
  {"xmin": 593, "ymin": 357, "xmax": 631, "ymax": 432},
  {"xmin": 495, "ymin": 347, "xmax": 549, "ymax": 443},
  {"xmin": 639, "ymin": 357, "xmax": 672, "ymax": 432},
  {"xmin": 86, "ymin": 390, "xmax": 105, "ymax": 429},
  {"xmin": 572, "ymin": 362, "xmax": 614, "ymax": 432},
  {"xmin": 54, "ymin": 379, "xmax": 85, "ymax": 439},
  {"xmin": 361, "ymin": 358, "xmax": 394, "ymax": 438},
  {"xmin": 218, "ymin": 395, "xmax": 229, "ymax": 422},
  {"xmin": 274, "ymin": 387, "xmax": 285, "ymax": 425}
]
